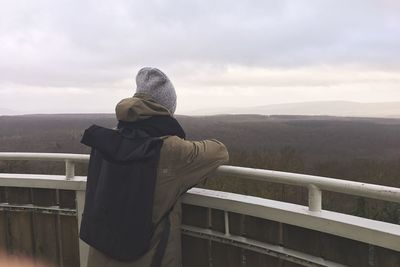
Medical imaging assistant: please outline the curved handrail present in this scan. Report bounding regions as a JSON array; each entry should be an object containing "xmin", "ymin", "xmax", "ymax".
[
  {"xmin": 0, "ymin": 152, "xmax": 89, "ymax": 162},
  {"xmin": 1, "ymin": 152, "xmax": 400, "ymax": 210},
  {"xmin": 217, "ymin": 165, "xmax": 400, "ymax": 204}
]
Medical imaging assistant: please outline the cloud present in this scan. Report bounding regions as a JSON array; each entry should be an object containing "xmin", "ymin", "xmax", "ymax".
[
  {"xmin": 174, "ymin": 65, "xmax": 400, "ymax": 88},
  {"xmin": 0, "ymin": 0, "xmax": 399, "ymax": 113}
]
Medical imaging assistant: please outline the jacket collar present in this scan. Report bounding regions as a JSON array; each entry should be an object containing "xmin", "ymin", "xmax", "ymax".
[{"xmin": 115, "ymin": 93, "xmax": 171, "ymax": 122}]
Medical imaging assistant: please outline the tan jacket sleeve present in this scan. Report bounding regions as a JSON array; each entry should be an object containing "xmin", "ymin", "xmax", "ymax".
[
  {"xmin": 153, "ymin": 136, "xmax": 229, "ymax": 224},
  {"xmin": 175, "ymin": 139, "xmax": 229, "ymax": 195}
]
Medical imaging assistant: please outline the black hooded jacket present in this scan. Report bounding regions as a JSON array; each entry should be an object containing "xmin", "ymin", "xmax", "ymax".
[{"xmin": 79, "ymin": 116, "xmax": 185, "ymax": 263}]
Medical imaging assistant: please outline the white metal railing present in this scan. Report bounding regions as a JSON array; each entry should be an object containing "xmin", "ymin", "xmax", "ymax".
[
  {"xmin": 1, "ymin": 152, "xmax": 400, "ymax": 211},
  {"xmin": 217, "ymin": 165, "xmax": 400, "ymax": 211},
  {"xmin": 0, "ymin": 152, "xmax": 89, "ymax": 179},
  {"xmin": 1, "ymin": 152, "xmax": 400, "ymax": 267}
]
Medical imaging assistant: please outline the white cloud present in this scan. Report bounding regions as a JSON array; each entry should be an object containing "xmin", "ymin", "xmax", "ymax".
[{"xmin": 0, "ymin": 0, "xmax": 399, "ymax": 113}]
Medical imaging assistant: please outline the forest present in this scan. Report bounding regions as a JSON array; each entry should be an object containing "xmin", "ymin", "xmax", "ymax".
[{"xmin": 1, "ymin": 113, "xmax": 400, "ymax": 224}]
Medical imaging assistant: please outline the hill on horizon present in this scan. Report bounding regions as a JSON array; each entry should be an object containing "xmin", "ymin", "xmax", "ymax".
[
  {"xmin": 188, "ymin": 101, "xmax": 400, "ymax": 118},
  {"xmin": 3, "ymin": 101, "xmax": 400, "ymax": 118}
]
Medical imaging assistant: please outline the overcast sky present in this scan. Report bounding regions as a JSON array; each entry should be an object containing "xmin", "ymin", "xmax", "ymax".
[{"xmin": 1, "ymin": 0, "xmax": 399, "ymax": 114}]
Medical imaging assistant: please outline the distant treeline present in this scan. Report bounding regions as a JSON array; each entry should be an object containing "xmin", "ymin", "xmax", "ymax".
[{"xmin": 1, "ymin": 114, "xmax": 400, "ymax": 223}]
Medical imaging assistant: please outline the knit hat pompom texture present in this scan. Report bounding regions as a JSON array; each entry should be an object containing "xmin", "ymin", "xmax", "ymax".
[{"xmin": 135, "ymin": 67, "xmax": 177, "ymax": 115}]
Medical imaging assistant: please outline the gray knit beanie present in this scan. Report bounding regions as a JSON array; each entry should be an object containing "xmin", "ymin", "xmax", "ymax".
[{"xmin": 135, "ymin": 67, "xmax": 177, "ymax": 114}]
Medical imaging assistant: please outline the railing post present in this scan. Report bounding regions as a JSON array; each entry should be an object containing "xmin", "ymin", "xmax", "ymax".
[
  {"xmin": 76, "ymin": 190, "xmax": 88, "ymax": 267},
  {"xmin": 224, "ymin": 211, "xmax": 230, "ymax": 235},
  {"xmin": 65, "ymin": 160, "xmax": 75, "ymax": 179},
  {"xmin": 308, "ymin": 185, "xmax": 322, "ymax": 212}
]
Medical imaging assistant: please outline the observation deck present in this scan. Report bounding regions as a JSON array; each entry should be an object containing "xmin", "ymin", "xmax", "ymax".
[{"xmin": 0, "ymin": 153, "xmax": 399, "ymax": 266}]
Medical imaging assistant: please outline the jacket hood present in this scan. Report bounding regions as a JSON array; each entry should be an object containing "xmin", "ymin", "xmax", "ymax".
[
  {"xmin": 115, "ymin": 93, "xmax": 171, "ymax": 122},
  {"xmin": 81, "ymin": 125, "xmax": 162, "ymax": 162}
]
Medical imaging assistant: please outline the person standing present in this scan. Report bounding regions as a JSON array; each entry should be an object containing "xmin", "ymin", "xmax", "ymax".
[{"xmin": 80, "ymin": 67, "xmax": 229, "ymax": 267}]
